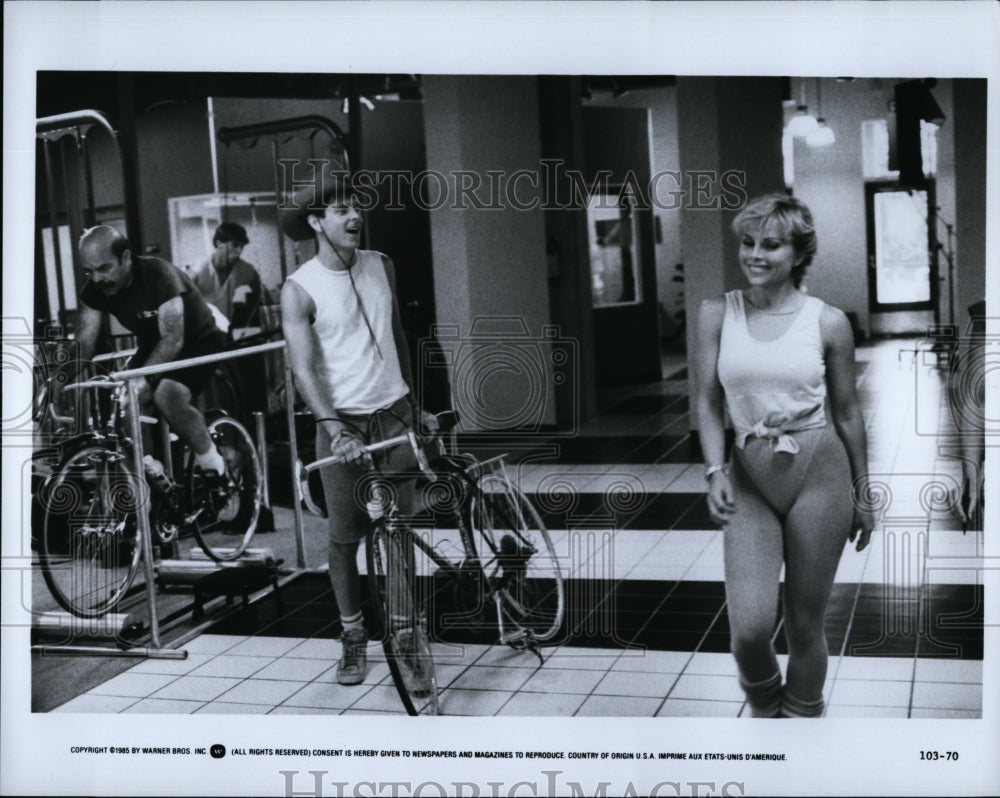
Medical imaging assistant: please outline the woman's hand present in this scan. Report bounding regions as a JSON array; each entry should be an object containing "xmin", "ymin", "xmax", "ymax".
[
  {"xmin": 707, "ymin": 471, "xmax": 736, "ymax": 527},
  {"xmin": 849, "ymin": 506, "xmax": 876, "ymax": 551}
]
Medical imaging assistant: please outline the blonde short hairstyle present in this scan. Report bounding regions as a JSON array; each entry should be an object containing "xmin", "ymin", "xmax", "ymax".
[{"xmin": 732, "ymin": 193, "xmax": 817, "ymax": 288}]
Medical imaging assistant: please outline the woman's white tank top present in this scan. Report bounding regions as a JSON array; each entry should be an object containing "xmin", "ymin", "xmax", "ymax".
[
  {"xmin": 716, "ymin": 290, "xmax": 827, "ymax": 453},
  {"xmin": 287, "ymin": 250, "xmax": 409, "ymax": 414}
]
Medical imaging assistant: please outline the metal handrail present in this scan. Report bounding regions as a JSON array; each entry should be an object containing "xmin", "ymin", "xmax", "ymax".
[
  {"xmin": 36, "ymin": 109, "xmax": 117, "ymax": 141},
  {"xmin": 217, "ymin": 115, "xmax": 348, "ymax": 153},
  {"xmin": 110, "ymin": 340, "xmax": 285, "ymax": 381}
]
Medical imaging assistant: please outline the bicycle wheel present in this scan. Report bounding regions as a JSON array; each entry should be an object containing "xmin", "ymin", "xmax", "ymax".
[
  {"xmin": 39, "ymin": 444, "xmax": 143, "ymax": 618},
  {"xmin": 186, "ymin": 415, "xmax": 262, "ymax": 562},
  {"xmin": 469, "ymin": 473, "xmax": 564, "ymax": 643},
  {"xmin": 366, "ymin": 521, "xmax": 439, "ymax": 715}
]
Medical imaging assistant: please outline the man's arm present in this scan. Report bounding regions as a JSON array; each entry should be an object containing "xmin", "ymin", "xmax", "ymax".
[
  {"xmin": 147, "ymin": 295, "xmax": 187, "ymax": 370},
  {"xmin": 74, "ymin": 304, "xmax": 103, "ymax": 366},
  {"xmin": 280, "ymin": 279, "xmax": 343, "ymax": 439}
]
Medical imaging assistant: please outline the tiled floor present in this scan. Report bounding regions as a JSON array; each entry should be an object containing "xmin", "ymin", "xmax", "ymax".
[{"xmin": 43, "ymin": 340, "xmax": 985, "ymax": 716}]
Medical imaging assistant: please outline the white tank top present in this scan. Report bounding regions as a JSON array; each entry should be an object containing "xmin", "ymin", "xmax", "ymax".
[
  {"xmin": 716, "ymin": 290, "xmax": 827, "ymax": 454},
  {"xmin": 287, "ymin": 250, "xmax": 409, "ymax": 414}
]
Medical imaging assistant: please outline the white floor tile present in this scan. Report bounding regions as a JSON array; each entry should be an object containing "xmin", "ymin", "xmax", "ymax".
[
  {"xmin": 909, "ymin": 707, "xmax": 981, "ymax": 719},
  {"xmin": 498, "ymin": 692, "xmax": 587, "ymax": 716},
  {"xmin": 656, "ymin": 699, "xmax": 742, "ymax": 718},
  {"xmin": 910, "ymin": 682, "xmax": 982, "ymax": 711},
  {"xmin": 684, "ymin": 652, "xmax": 738, "ymax": 677},
  {"xmin": 53, "ymin": 694, "xmax": 139, "ymax": 713},
  {"xmin": 575, "ymin": 695, "xmax": 662, "ymax": 716},
  {"xmin": 669, "ymin": 673, "xmax": 744, "ymax": 703},
  {"xmin": 151, "ymin": 676, "xmax": 243, "ymax": 702},
  {"xmin": 824, "ymin": 705, "xmax": 909, "ymax": 719},
  {"xmin": 128, "ymin": 653, "xmax": 215, "ymax": 676},
  {"xmin": 913, "ymin": 658, "xmax": 982, "ymax": 684},
  {"xmin": 827, "ymin": 679, "xmax": 911, "ymax": 708},
  {"xmin": 451, "ymin": 666, "xmax": 535, "ymax": 693},
  {"xmin": 252, "ymin": 657, "xmax": 334, "ymax": 682},
  {"xmin": 217, "ymin": 678, "xmax": 307, "ymax": 706},
  {"xmin": 437, "ymin": 688, "xmax": 511, "ymax": 716},
  {"xmin": 833, "ymin": 656, "xmax": 915, "ymax": 681},
  {"xmin": 595, "ymin": 670, "xmax": 677, "ymax": 698},
  {"xmin": 189, "ymin": 654, "xmax": 273, "ymax": 679},
  {"xmin": 225, "ymin": 636, "xmax": 306, "ymax": 657},
  {"xmin": 195, "ymin": 702, "xmax": 274, "ymax": 714},
  {"xmin": 181, "ymin": 634, "xmax": 248, "ymax": 655},
  {"xmin": 89, "ymin": 672, "xmax": 179, "ymax": 698},
  {"xmin": 121, "ymin": 698, "xmax": 204, "ymax": 714},
  {"xmin": 520, "ymin": 667, "xmax": 605, "ymax": 694},
  {"xmin": 281, "ymin": 681, "xmax": 374, "ymax": 710},
  {"xmin": 614, "ymin": 649, "xmax": 691, "ymax": 674}
]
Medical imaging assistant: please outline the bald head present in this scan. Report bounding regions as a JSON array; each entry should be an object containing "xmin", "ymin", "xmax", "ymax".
[{"xmin": 79, "ymin": 226, "xmax": 133, "ymax": 295}]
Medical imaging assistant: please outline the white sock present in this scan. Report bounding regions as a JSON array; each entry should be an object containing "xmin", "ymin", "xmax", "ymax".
[
  {"xmin": 195, "ymin": 446, "xmax": 226, "ymax": 475},
  {"xmin": 341, "ymin": 611, "xmax": 364, "ymax": 634}
]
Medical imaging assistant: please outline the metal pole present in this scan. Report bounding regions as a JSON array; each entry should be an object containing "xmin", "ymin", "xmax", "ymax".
[
  {"xmin": 31, "ymin": 645, "xmax": 187, "ymax": 660},
  {"xmin": 254, "ymin": 411, "xmax": 271, "ymax": 509},
  {"xmin": 284, "ymin": 355, "xmax": 307, "ymax": 570},
  {"xmin": 271, "ymin": 140, "xmax": 289, "ymax": 282},
  {"xmin": 123, "ymin": 378, "xmax": 164, "ymax": 649},
  {"xmin": 80, "ymin": 129, "xmax": 97, "ymax": 229},
  {"xmin": 42, "ymin": 139, "xmax": 68, "ymax": 325}
]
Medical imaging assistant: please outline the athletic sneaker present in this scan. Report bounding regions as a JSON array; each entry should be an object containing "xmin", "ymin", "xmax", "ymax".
[
  {"xmin": 337, "ymin": 628, "xmax": 368, "ymax": 685},
  {"xmin": 198, "ymin": 467, "xmax": 240, "ymax": 524},
  {"xmin": 395, "ymin": 629, "xmax": 433, "ymax": 697}
]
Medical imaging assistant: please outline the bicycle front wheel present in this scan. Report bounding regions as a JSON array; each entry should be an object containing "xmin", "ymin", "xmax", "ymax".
[
  {"xmin": 469, "ymin": 473, "xmax": 565, "ymax": 643},
  {"xmin": 366, "ymin": 522, "xmax": 439, "ymax": 716},
  {"xmin": 186, "ymin": 415, "xmax": 262, "ymax": 562},
  {"xmin": 39, "ymin": 444, "xmax": 143, "ymax": 618}
]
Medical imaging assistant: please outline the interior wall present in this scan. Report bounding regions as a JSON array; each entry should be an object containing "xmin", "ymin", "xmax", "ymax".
[
  {"xmin": 952, "ymin": 79, "xmax": 988, "ymax": 323},
  {"xmin": 423, "ymin": 75, "xmax": 554, "ymax": 430},
  {"xmin": 792, "ymin": 78, "xmax": 959, "ymax": 337}
]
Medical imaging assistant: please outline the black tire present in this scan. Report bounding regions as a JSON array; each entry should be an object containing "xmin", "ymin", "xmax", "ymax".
[
  {"xmin": 186, "ymin": 415, "xmax": 262, "ymax": 562},
  {"xmin": 39, "ymin": 444, "xmax": 143, "ymax": 618},
  {"xmin": 468, "ymin": 474, "xmax": 564, "ymax": 643},
  {"xmin": 366, "ymin": 521, "xmax": 439, "ymax": 715}
]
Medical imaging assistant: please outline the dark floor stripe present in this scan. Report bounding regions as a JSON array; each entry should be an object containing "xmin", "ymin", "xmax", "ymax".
[{"xmin": 204, "ymin": 573, "xmax": 983, "ymax": 661}]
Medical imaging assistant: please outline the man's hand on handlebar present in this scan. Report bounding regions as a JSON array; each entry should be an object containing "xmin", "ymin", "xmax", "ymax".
[
  {"xmin": 328, "ymin": 426, "xmax": 371, "ymax": 466},
  {"xmin": 417, "ymin": 408, "xmax": 439, "ymax": 435}
]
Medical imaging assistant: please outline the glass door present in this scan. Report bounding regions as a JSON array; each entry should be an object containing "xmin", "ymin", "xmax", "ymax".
[{"xmin": 866, "ymin": 182, "xmax": 937, "ymax": 312}]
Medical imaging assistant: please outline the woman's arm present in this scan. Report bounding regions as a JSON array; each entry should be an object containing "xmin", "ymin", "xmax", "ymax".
[
  {"xmin": 695, "ymin": 297, "xmax": 735, "ymax": 526},
  {"xmin": 821, "ymin": 305, "xmax": 874, "ymax": 549}
]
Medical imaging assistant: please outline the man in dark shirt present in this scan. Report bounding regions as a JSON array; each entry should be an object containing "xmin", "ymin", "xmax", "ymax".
[{"xmin": 74, "ymin": 225, "xmax": 229, "ymax": 475}]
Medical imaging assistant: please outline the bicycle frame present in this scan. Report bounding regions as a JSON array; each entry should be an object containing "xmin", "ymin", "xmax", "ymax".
[{"xmin": 298, "ymin": 423, "xmax": 553, "ymax": 654}]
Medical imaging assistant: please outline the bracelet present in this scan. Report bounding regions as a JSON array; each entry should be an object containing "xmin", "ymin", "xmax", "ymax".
[{"xmin": 705, "ymin": 464, "xmax": 729, "ymax": 479}]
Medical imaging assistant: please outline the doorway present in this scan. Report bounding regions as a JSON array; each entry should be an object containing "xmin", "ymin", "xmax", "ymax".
[{"xmin": 866, "ymin": 181, "xmax": 938, "ymax": 334}]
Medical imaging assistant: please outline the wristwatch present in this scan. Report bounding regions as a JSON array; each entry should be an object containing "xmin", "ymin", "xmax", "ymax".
[{"xmin": 705, "ymin": 464, "xmax": 729, "ymax": 479}]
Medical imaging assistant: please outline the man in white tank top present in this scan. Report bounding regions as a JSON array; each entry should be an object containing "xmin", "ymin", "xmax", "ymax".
[{"xmin": 280, "ymin": 172, "xmax": 435, "ymax": 686}]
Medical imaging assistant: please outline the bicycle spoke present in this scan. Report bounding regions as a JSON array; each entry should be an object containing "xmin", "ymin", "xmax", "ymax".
[
  {"xmin": 367, "ymin": 523, "xmax": 439, "ymax": 715},
  {"xmin": 185, "ymin": 415, "xmax": 262, "ymax": 562},
  {"xmin": 39, "ymin": 445, "xmax": 142, "ymax": 618}
]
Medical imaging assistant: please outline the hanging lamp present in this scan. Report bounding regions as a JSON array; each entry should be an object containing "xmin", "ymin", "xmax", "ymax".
[
  {"xmin": 787, "ymin": 77, "xmax": 818, "ymax": 137},
  {"xmin": 806, "ymin": 78, "xmax": 836, "ymax": 147}
]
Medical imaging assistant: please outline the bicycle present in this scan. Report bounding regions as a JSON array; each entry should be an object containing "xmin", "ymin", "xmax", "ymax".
[
  {"xmin": 297, "ymin": 409, "xmax": 564, "ymax": 715},
  {"xmin": 36, "ymin": 375, "xmax": 264, "ymax": 619}
]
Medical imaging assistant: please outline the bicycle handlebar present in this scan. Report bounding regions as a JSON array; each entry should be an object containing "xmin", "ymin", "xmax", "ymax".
[
  {"xmin": 295, "ymin": 410, "xmax": 461, "ymax": 516},
  {"xmin": 62, "ymin": 379, "xmax": 126, "ymax": 392},
  {"xmin": 303, "ymin": 430, "xmax": 429, "ymax": 474}
]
